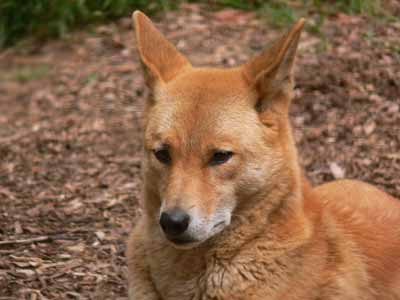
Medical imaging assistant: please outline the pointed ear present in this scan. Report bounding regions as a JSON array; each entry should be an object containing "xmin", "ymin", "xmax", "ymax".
[
  {"xmin": 133, "ymin": 11, "xmax": 191, "ymax": 86},
  {"xmin": 242, "ymin": 19, "xmax": 305, "ymax": 113}
]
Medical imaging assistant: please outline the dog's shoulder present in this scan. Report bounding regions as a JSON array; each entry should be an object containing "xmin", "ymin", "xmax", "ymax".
[{"xmin": 314, "ymin": 179, "xmax": 400, "ymax": 216}]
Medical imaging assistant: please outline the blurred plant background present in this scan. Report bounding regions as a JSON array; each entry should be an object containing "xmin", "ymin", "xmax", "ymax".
[{"xmin": 0, "ymin": 0, "xmax": 396, "ymax": 48}]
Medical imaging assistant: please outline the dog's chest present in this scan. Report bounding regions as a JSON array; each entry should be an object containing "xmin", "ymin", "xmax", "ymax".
[
  {"xmin": 147, "ymin": 245, "xmax": 290, "ymax": 300},
  {"xmin": 148, "ymin": 246, "xmax": 205, "ymax": 300},
  {"xmin": 149, "ymin": 258, "xmax": 284, "ymax": 300}
]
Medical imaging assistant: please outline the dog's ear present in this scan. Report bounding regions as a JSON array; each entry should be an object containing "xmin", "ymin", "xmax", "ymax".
[
  {"xmin": 133, "ymin": 11, "xmax": 191, "ymax": 87},
  {"xmin": 242, "ymin": 19, "xmax": 305, "ymax": 114}
]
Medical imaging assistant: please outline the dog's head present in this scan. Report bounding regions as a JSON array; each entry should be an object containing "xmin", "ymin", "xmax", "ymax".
[{"xmin": 133, "ymin": 11, "xmax": 304, "ymax": 249}]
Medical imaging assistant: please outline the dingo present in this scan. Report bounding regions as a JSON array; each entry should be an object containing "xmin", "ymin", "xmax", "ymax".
[{"xmin": 126, "ymin": 11, "xmax": 400, "ymax": 300}]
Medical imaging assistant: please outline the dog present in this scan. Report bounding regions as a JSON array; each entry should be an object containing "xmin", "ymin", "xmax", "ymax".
[{"xmin": 126, "ymin": 11, "xmax": 400, "ymax": 300}]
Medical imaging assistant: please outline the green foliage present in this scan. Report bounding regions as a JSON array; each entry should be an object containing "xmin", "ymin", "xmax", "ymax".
[
  {"xmin": 0, "ymin": 0, "xmax": 388, "ymax": 48},
  {"xmin": 0, "ymin": 0, "xmax": 177, "ymax": 48},
  {"xmin": 310, "ymin": 0, "xmax": 382, "ymax": 15},
  {"xmin": 203, "ymin": 0, "xmax": 385, "ymax": 28},
  {"xmin": 207, "ymin": 0, "xmax": 263, "ymax": 10},
  {"xmin": 209, "ymin": 0, "xmax": 383, "ymax": 15},
  {"xmin": 260, "ymin": 1, "xmax": 296, "ymax": 28},
  {"xmin": 0, "ymin": 64, "xmax": 50, "ymax": 82},
  {"xmin": 256, "ymin": 0, "xmax": 385, "ymax": 30}
]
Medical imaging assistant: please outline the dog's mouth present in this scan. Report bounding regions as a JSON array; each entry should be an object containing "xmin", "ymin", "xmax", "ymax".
[
  {"xmin": 165, "ymin": 222, "xmax": 227, "ymax": 249},
  {"xmin": 167, "ymin": 236, "xmax": 201, "ymax": 249},
  {"xmin": 162, "ymin": 218, "xmax": 230, "ymax": 249},
  {"xmin": 169, "ymin": 237, "xmax": 197, "ymax": 245},
  {"xmin": 212, "ymin": 221, "xmax": 226, "ymax": 230}
]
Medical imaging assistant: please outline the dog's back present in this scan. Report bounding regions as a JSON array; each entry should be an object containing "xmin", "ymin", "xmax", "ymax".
[{"xmin": 312, "ymin": 180, "xmax": 400, "ymax": 299}]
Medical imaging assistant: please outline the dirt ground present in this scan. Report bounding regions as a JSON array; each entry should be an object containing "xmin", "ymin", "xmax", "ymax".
[{"xmin": 0, "ymin": 4, "xmax": 399, "ymax": 300}]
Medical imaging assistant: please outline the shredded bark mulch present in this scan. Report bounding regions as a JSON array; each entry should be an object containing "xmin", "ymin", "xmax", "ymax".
[{"xmin": 0, "ymin": 5, "xmax": 399, "ymax": 299}]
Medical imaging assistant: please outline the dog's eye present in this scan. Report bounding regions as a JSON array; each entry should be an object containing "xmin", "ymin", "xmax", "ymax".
[
  {"xmin": 153, "ymin": 148, "xmax": 171, "ymax": 165},
  {"xmin": 209, "ymin": 151, "xmax": 233, "ymax": 166}
]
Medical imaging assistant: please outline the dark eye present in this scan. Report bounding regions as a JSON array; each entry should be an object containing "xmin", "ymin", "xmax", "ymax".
[
  {"xmin": 209, "ymin": 150, "xmax": 233, "ymax": 166},
  {"xmin": 153, "ymin": 148, "xmax": 171, "ymax": 165}
]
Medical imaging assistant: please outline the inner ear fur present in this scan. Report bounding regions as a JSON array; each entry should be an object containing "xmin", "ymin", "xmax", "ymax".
[
  {"xmin": 242, "ymin": 19, "xmax": 305, "ymax": 114},
  {"xmin": 133, "ymin": 11, "xmax": 191, "ymax": 86}
]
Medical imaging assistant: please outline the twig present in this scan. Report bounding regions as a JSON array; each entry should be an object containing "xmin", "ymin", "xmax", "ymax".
[{"xmin": 0, "ymin": 235, "xmax": 79, "ymax": 246}]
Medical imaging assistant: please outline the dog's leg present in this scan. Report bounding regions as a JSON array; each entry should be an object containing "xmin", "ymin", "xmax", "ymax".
[{"xmin": 127, "ymin": 223, "xmax": 161, "ymax": 300}]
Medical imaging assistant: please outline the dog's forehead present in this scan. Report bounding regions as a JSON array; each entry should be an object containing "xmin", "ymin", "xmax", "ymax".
[
  {"xmin": 148, "ymin": 68, "xmax": 260, "ymax": 147},
  {"xmin": 163, "ymin": 67, "xmax": 251, "ymax": 101}
]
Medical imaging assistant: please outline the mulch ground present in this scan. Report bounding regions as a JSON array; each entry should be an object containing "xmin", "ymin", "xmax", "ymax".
[{"xmin": 0, "ymin": 4, "xmax": 399, "ymax": 300}]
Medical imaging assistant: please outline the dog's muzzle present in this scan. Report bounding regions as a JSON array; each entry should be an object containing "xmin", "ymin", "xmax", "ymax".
[{"xmin": 159, "ymin": 208, "xmax": 195, "ymax": 244}]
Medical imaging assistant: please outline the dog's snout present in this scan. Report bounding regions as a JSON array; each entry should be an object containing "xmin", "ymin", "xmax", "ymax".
[{"xmin": 160, "ymin": 208, "xmax": 190, "ymax": 237}]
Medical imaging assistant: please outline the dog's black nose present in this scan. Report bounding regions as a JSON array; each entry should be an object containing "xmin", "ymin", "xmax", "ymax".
[{"xmin": 160, "ymin": 208, "xmax": 190, "ymax": 237}]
